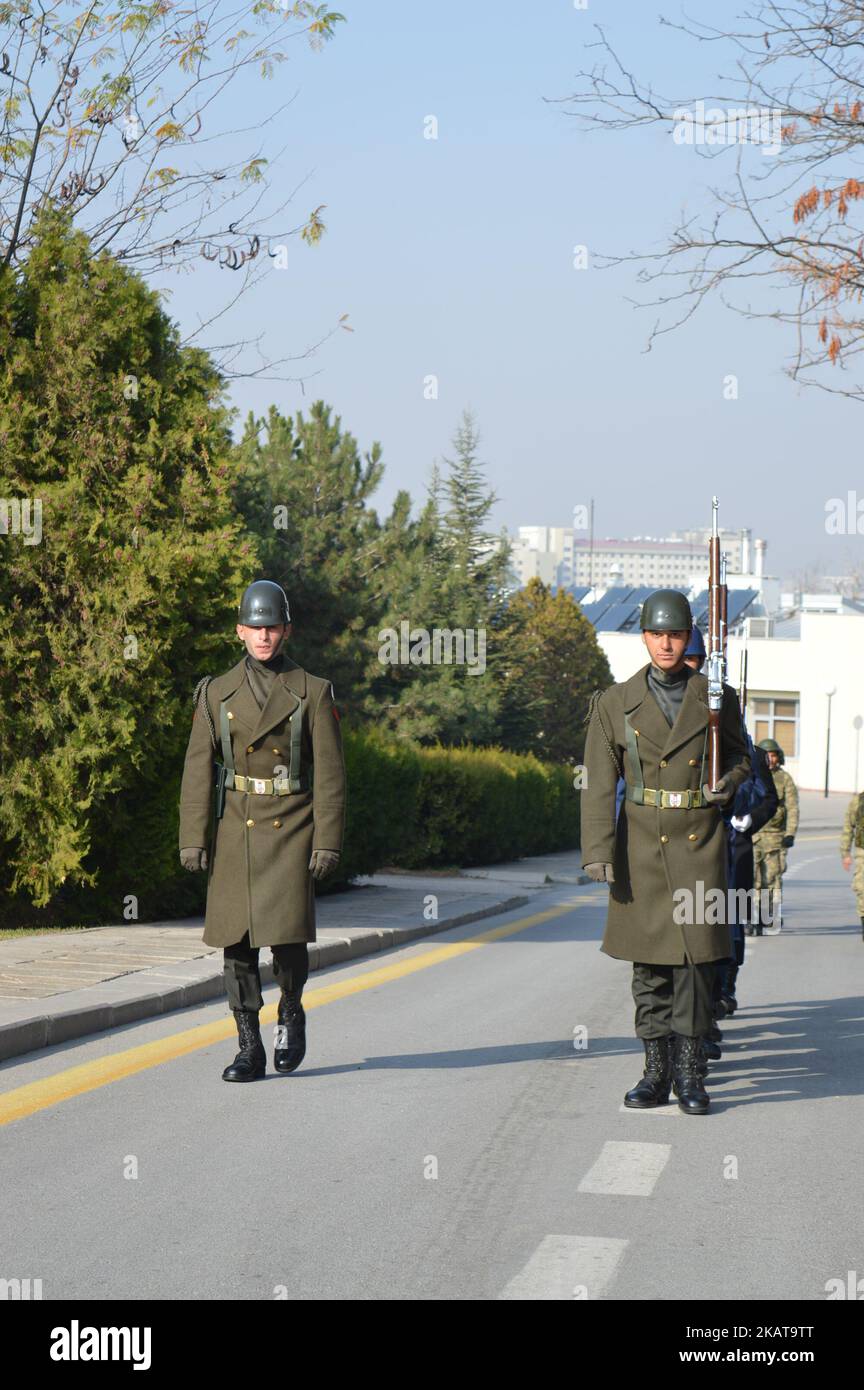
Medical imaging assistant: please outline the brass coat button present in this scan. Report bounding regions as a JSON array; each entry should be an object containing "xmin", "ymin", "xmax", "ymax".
[
  {"xmin": 273, "ymin": 819, "xmax": 282, "ymax": 828},
  {"xmin": 689, "ymin": 758, "xmax": 699, "ymax": 766},
  {"xmin": 273, "ymin": 748, "xmax": 280, "ymax": 755},
  {"xmin": 247, "ymin": 745, "xmax": 254, "ymax": 754},
  {"xmin": 633, "ymin": 729, "xmax": 640, "ymax": 737},
  {"xmin": 660, "ymin": 759, "xmax": 668, "ymax": 767},
  {"xmin": 227, "ymin": 711, "xmax": 234, "ymax": 720},
  {"xmin": 688, "ymin": 833, "xmax": 698, "ymax": 841},
  {"xmin": 660, "ymin": 834, "xmax": 669, "ymax": 844},
  {"xmin": 246, "ymin": 818, "xmax": 255, "ymax": 828}
]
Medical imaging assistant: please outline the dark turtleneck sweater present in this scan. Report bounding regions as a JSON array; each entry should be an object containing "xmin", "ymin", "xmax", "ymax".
[
  {"xmin": 245, "ymin": 647, "xmax": 287, "ymax": 709},
  {"xmin": 647, "ymin": 661, "xmax": 692, "ymax": 728}
]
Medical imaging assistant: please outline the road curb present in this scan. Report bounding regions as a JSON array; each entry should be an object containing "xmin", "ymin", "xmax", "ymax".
[{"xmin": 0, "ymin": 894, "xmax": 531, "ymax": 1064}]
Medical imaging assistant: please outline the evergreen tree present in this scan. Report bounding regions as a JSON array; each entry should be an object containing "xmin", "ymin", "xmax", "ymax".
[
  {"xmin": 368, "ymin": 409, "xmax": 511, "ymax": 745},
  {"xmin": 497, "ymin": 578, "xmax": 614, "ymax": 765},
  {"xmin": 231, "ymin": 401, "xmax": 392, "ymax": 705},
  {"xmin": 0, "ymin": 208, "xmax": 253, "ymax": 915}
]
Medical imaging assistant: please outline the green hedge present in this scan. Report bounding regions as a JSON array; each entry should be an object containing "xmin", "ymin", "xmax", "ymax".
[
  {"xmin": 330, "ymin": 732, "xmax": 579, "ymax": 883},
  {"xmin": 1, "ymin": 729, "xmax": 579, "ymax": 927}
]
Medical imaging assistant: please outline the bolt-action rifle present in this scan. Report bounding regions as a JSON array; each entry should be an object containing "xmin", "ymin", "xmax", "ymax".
[{"xmin": 707, "ymin": 497, "xmax": 728, "ymax": 791}]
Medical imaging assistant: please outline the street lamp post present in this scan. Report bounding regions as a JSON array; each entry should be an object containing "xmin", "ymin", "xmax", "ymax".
[{"xmin": 825, "ymin": 688, "xmax": 836, "ymax": 798}]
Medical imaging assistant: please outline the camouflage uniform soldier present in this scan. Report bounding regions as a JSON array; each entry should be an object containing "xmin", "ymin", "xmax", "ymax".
[
  {"xmin": 840, "ymin": 792, "xmax": 864, "ymax": 941},
  {"xmin": 752, "ymin": 738, "xmax": 798, "ymax": 934}
]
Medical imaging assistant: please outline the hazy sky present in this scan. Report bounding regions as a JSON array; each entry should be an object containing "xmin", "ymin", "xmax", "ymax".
[{"xmin": 153, "ymin": 1, "xmax": 864, "ymax": 586}]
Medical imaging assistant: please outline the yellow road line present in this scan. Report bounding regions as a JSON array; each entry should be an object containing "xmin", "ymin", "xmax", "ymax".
[{"xmin": 0, "ymin": 899, "xmax": 587, "ymax": 1129}]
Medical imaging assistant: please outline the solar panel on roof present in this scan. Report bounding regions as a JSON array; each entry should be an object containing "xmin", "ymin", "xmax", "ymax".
[
  {"xmin": 726, "ymin": 590, "xmax": 758, "ymax": 626},
  {"xmin": 690, "ymin": 590, "xmax": 710, "ymax": 627},
  {"xmin": 594, "ymin": 603, "xmax": 634, "ymax": 632},
  {"xmin": 690, "ymin": 589, "xmax": 758, "ymax": 630}
]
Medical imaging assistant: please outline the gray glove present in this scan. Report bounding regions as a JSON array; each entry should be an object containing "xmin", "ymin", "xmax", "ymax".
[
  {"xmin": 702, "ymin": 776, "xmax": 734, "ymax": 806},
  {"xmin": 309, "ymin": 849, "xmax": 340, "ymax": 880},
  {"xmin": 180, "ymin": 847, "xmax": 208, "ymax": 872},
  {"xmin": 584, "ymin": 862, "xmax": 615, "ymax": 884}
]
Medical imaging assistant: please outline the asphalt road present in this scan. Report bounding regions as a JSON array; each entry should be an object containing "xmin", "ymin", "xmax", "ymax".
[{"xmin": 1, "ymin": 831, "xmax": 861, "ymax": 1301}]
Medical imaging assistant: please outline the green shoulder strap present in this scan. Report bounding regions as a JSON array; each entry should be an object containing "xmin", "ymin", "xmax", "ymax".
[
  {"xmin": 288, "ymin": 696, "xmax": 305, "ymax": 792},
  {"xmin": 623, "ymin": 714, "xmax": 643, "ymax": 797},
  {"xmin": 219, "ymin": 698, "xmax": 235, "ymax": 784},
  {"xmin": 698, "ymin": 724, "xmax": 709, "ymax": 789}
]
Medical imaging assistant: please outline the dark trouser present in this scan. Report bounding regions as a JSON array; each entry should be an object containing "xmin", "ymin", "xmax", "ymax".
[
  {"xmin": 223, "ymin": 933, "xmax": 309, "ymax": 1012},
  {"xmin": 631, "ymin": 961, "xmax": 715, "ymax": 1040},
  {"xmin": 713, "ymin": 959, "xmax": 739, "ymax": 1003}
]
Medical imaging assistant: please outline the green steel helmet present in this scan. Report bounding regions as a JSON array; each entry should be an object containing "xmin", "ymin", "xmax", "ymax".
[
  {"xmin": 238, "ymin": 580, "xmax": 290, "ymax": 627},
  {"xmin": 639, "ymin": 589, "xmax": 693, "ymax": 632},
  {"xmin": 757, "ymin": 737, "xmax": 785, "ymax": 764}
]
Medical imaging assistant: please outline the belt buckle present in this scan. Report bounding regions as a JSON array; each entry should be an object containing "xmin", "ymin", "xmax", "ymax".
[
  {"xmin": 252, "ymin": 778, "xmax": 267, "ymax": 794},
  {"xmin": 668, "ymin": 792, "xmax": 682, "ymax": 808}
]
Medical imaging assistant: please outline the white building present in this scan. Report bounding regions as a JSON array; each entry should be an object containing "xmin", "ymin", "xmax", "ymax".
[
  {"xmin": 595, "ymin": 609, "xmax": 864, "ymax": 794},
  {"xmin": 511, "ymin": 524, "xmax": 761, "ymax": 595}
]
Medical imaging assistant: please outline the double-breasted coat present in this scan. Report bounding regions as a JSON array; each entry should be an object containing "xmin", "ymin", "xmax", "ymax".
[
  {"xmin": 581, "ymin": 665, "xmax": 751, "ymax": 965},
  {"xmin": 179, "ymin": 655, "xmax": 346, "ymax": 948}
]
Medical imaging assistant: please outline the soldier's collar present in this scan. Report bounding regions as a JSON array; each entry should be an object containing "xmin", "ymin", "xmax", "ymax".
[
  {"xmin": 648, "ymin": 661, "xmax": 690, "ymax": 687},
  {"xmin": 217, "ymin": 654, "xmax": 306, "ymax": 699},
  {"xmin": 622, "ymin": 663, "xmax": 705, "ymax": 714}
]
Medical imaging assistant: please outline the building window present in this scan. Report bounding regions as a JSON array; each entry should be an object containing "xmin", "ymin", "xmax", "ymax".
[{"xmin": 751, "ymin": 695, "xmax": 799, "ymax": 759}]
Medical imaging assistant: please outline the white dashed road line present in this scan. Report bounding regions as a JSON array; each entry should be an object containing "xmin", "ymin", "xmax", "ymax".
[
  {"xmin": 577, "ymin": 1139, "xmax": 671, "ymax": 1196},
  {"xmin": 498, "ymin": 1234, "xmax": 629, "ymax": 1300}
]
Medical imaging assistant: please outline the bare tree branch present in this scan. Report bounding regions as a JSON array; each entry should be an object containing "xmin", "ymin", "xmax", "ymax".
[
  {"xmin": 0, "ymin": 0, "xmax": 347, "ymax": 379},
  {"xmin": 558, "ymin": 3, "xmax": 864, "ymax": 399}
]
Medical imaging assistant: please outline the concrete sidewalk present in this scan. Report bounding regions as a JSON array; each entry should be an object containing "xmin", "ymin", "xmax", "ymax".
[{"xmin": 0, "ymin": 854, "xmax": 588, "ymax": 1063}]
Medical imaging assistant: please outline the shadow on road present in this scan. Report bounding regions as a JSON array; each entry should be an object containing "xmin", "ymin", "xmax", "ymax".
[{"xmin": 290, "ymin": 997, "xmax": 864, "ymax": 1114}]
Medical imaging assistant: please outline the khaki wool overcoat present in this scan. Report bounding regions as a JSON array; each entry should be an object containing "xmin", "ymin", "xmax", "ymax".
[
  {"xmin": 581, "ymin": 664, "xmax": 751, "ymax": 965},
  {"xmin": 179, "ymin": 655, "xmax": 346, "ymax": 948}
]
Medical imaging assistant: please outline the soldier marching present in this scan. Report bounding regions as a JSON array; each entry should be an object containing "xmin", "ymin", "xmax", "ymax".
[
  {"xmin": 581, "ymin": 589, "xmax": 751, "ymax": 1115},
  {"xmin": 840, "ymin": 790, "xmax": 864, "ymax": 942},
  {"xmin": 178, "ymin": 580, "xmax": 346, "ymax": 1081},
  {"xmin": 751, "ymin": 739, "xmax": 799, "ymax": 934}
]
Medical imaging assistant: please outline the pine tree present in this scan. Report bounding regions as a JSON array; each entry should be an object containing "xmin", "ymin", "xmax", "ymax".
[
  {"xmin": 368, "ymin": 408, "xmax": 511, "ymax": 745},
  {"xmin": 231, "ymin": 401, "xmax": 391, "ymax": 705}
]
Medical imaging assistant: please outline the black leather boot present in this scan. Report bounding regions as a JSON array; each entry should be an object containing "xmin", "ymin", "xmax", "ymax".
[
  {"xmin": 702, "ymin": 1036, "xmax": 721, "ymax": 1061},
  {"xmin": 624, "ymin": 1037, "xmax": 672, "ymax": 1108},
  {"xmin": 222, "ymin": 1008, "xmax": 266, "ymax": 1082},
  {"xmin": 672, "ymin": 1035, "xmax": 710, "ymax": 1114},
  {"xmin": 274, "ymin": 989, "xmax": 306, "ymax": 1074}
]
